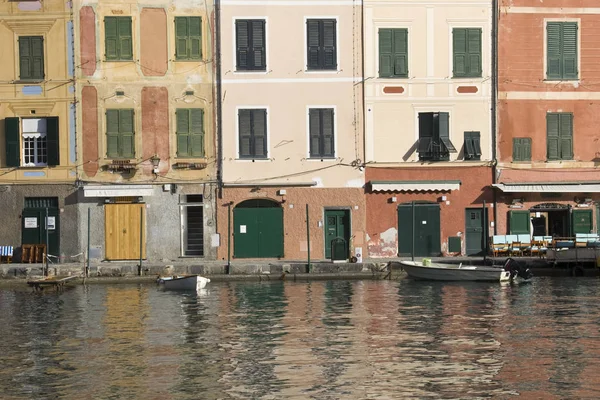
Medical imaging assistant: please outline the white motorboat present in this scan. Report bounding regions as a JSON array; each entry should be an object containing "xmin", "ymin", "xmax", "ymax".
[
  {"xmin": 400, "ymin": 258, "xmax": 532, "ymax": 282},
  {"xmin": 157, "ymin": 275, "xmax": 210, "ymax": 291}
]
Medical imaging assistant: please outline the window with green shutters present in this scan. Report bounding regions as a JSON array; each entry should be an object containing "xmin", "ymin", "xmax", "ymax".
[
  {"xmin": 378, "ymin": 28, "xmax": 408, "ymax": 78},
  {"xmin": 235, "ymin": 19, "xmax": 266, "ymax": 71},
  {"xmin": 175, "ymin": 17, "xmax": 202, "ymax": 60},
  {"xmin": 176, "ymin": 109, "xmax": 204, "ymax": 157},
  {"xmin": 513, "ymin": 138, "xmax": 532, "ymax": 162},
  {"xmin": 19, "ymin": 36, "xmax": 44, "ymax": 80},
  {"xmin": 106, "ymin": 109, "xmax": 135, "ymax": 159},
  {"xmin": 105, "ymin": 17, "xmax": 133, "ymax": 61},
  {"xmin": 509, "ymin": 210, "xmax": 531, "ymax": 235},
  {"xmin": 452, "ymin": 28, "xmax": 482, "ymax": 78},
  {"xmin": 309, "ymin": 108, "xmax": 335, "ymax": 158},
  {"xmin": 417, "ymin": 112, "xmax": 457, "ymax": 161},
  {"xmin": 307, "ymin": 19, "xmax": 337, "ymax": 70},
  {"xmin": 3, "ymin": 117, "xmax": 59, "ymax": 168},
  {"xmin": 463, "ymin": 131, "xmax": 481, "ymax": 160},
  {"xmin": 547, "ymin": 22, "xmax": 578, "ymax": 80},
  {"xmin": 238, "ymin": 109, "xmax": 267, "ymax": 159},
  {"xmin": 546, "ymin": 113, "xmax": 573, "ymax": 161}
]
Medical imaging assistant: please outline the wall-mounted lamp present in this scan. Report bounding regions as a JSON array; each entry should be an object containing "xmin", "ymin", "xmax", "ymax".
[
  {"xmin": 150, "ymin": 154, "xmax": 160, "ymax": 174},
  {"xmin": 511, "ymin": 198, "xmax": 524, "ymax": 204}
]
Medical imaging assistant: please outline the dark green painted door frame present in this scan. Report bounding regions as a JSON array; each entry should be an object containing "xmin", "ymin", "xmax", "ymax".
[
  {"xmin": 21, "ymin": 207, "xmax": 60, "ymax": 258},
  {"xmin": 398, "ymin": 203, "xmax": 441, "ymax": 257},
  {"xmin": 324, "ymin": 209, "xmax": 350, "ymax": 260},
  {"xmin": 465, "ymin": 208, "xmax": 487, "ymax": 256}
]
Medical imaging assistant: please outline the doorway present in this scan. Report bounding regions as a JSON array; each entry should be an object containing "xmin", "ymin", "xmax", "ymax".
[
  {"xmin": 181, "ymin": 194, "xmax": 204, "ymax": 256},
  {"xmin": 398, "ymin": 202, "xmax": 441, "ymax": 257},
  {"xmin": 465, "ymin": 208, "xmax": 488, "ymax": 256},
  {"xmin": 233, "ymin": 199, "xmax": 284, "ymax": 258},
  {"xmin": 105, "ymin": 203, "xmax": 146, "ymax": 260},
  {"xmin": 21, "ymin": 197, "xmax": 60, "ymax": 259},
  {"xmin": 324, "ymin": 209, "xmax": 350, "ymax": 260}
]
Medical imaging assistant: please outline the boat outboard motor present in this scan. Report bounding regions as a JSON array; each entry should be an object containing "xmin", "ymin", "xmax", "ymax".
[{"xmin": 504, "ymin": 257, "xmax": 533, "ymax": 281}]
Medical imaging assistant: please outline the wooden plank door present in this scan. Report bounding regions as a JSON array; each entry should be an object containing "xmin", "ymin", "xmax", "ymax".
[{"xmin": 105, "ymin": 203, "xmax": 146, "ymax": 260}]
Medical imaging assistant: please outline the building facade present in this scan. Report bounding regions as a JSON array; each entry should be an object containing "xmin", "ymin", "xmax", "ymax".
[
  {"xmin": 0, "ymin": 0, "xmax": 79, "ymax": 262},
  {"xmin": 216, "ymin": 0, "xmax": 365, "ymax": 261},
  {"xmin": 363, "ymin": 0, "xmax": 494, "ymax": 257},
  {"xmin": 496, "ymin": 0, "xmax": 600, "ymax": 238},
  {"xmin": 73, "ymin": 0, "xmax": 217, "ymax": 262}
]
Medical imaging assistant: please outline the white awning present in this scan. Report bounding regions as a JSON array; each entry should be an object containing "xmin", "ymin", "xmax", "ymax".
[
  {"xmin": 370, "ymin": 180, "xmax": 461, "ymax": 192},
  {"xmin": 83, "ymin": 185, "xmax": 154, "ymax": 197},
  {"xmin": 492, "ymin": 183, "xmax": 600, "ymax": 193}
]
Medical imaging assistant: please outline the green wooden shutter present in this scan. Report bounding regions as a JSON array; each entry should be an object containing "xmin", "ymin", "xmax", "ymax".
[
  {"xmin": 523, "ymin": 138, "xmax": 531, "ymax": 160},
  {"xmin": 418, "ymin": 113, "xmax": 433, "ymax": 155},
  {"xmin": 467, "ymin": 29, "xmax": 481, "ymax": 77},
  {"xmin": 190, "ymin": 108, "xmax": 204, "ymax": 157},
  {"xmin": 307, "ymin": 20, "xmax": 320, "ymax": 69},
  {"xmin": 562, "ymin": 22, "xmax": 578, "ymax": 79},
  {"xmin": 547, "ymin": 23, "xmax": 561, "ymax": 79},
  {"xmin": 513, "ymin": 138, "xmax": 531, "ymax": 161},
  {"xmin": 309, "ymin": 109, "xmax": 320, "ymax": 157},
  {"xmin": 322, "ymin": 20, "xmax": 337, "ymax": 70},
  {"xmin": 509, "ymin": 210, "xmax": 530, "ymax": 234},
  {"xmin": 322, "ymin": 109, "xmax": 334, "ymax": 157},
  {"xmin": 238, "ymin": 109, "xmax": 252, "ymax": 158},
  {"xmin": 105, "ymin": 17, "xmax": 119, "ymax": 60},
  {"xmin": 453, "ymin": 28, "xmax": 467, "ymax": 77},
  {"xmin": 118, "ymin": 18, "xmax": 133, "ymax": 60},
  {"xmin": 46, "ymin": 117, "xmax": 59, "ymax": 166},
  {"xmin": 175, "ymin": 17, "xmax": 189, "ymax": 59},
  {"xmin": 393, "ymin": 29, "xmax": 408, "ymax": 77},
  {"xmin": 236, "ymin": 20, "xmax": 249, "ymax": 69},
  {"xmin": 378, "ymin": 29, "xmax": 393, "ymax": 77},
  {"xmin": 252, "ymin": 110, "xmax": 266, "ymax": 158},
  {"xmin": 547, "ymin": 113, "xmax": 560, "ymax": 160},
  {"xmin": 4, "ymin": 117, "xmax": 20, "ymax": 167},
  {"xmin": 560, "ymin": 113, "xmax": 573, "ymax": 160},
  {"xmin": 176, "ymin": 109, "xmax": 190, "ymax": 157},
  {"xmin": 19, "ymin": 37, "xmax": 32, "ymax": 80},
  {"xmin": 464, "ymin": 131, "xmax": 481, "ymax": 160},
  {"xmin": 106, "ymin": 110, "xmax": 120, "ymax": 158},
  {"xmin": 251, "ymin": 20, "xmax": 265, "ymax": 69},
  {"xmin": 438, "ymin": 112, "xmax": 455, "ymax": 153},
  {"xmin": 189, "ymin": 17, "xmax": 202, "ymax": 60},
  {"xmin": 119, "ymin": 109, "xmax": 134, "ymax": 158}
]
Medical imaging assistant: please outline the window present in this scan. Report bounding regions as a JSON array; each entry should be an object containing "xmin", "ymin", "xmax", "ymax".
[
  {"xmin": 106, "ymin": 109, "xmax": 135, "ymax": 159},
  {"xmin": 417, "ymin": 112, "xmax": 456, "ymax": 161},
  {"xmin": 547, "ymin": 22, "xmax": 578, "ymax": 80},
  {"xmin": 378, "ymin": 28, "xmax": 408, "ymax": 78},
  {"xmin": 307, "ymin": 19, "xmax": 337, "ymax": 70},
  {"xmin": 3, "ymin": 117, "xmax": 59, "ymax": 167},
  {"xmin": 176, "ymin": 109, "xmax": 205, "ymax": 157},
  {"xmin": 547, "ymin": 113, "xmax": 573, "ymax": 160},
  {"xmin": 19, "ymin": 36, "xmax": 44, "ymax": 80},
  {"xmin": 513, "ymin": 138, "xmax": 531, "ymax": 162},
  {"xmin": 175, "ymin": 17, "xmax": 202, "ymax": 60},
  {"xmin": 463, "ymin": 131, "xmax": 482, "ymax": 160},
  {"xmin": 452, "ymin": 28, "xmax": 482, "ymax": 78},
  {"xmin": 238, "ymin": 109, "xmax": 267, "ymax": 159},
  {"xmin": 105, "ymin": 17, "xmax": 133, "ymax": 61},
  {"xmin": 235, "ymin": 19, "xmax": 266, "ymax": 71},
  {"xmin": 309, "ymin": 108, "xmax": 335, "ymax": 158}
]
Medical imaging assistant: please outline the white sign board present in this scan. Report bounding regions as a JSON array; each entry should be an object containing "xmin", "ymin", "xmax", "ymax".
[
  {"xmin": 240, "ymin": 225, "xmax": 247, "ymax": 233},
  {"xmin": 46, "ymin": 216, "xmax": 56, "ymax": 230},
  {"xmin": 24, "ymin": 217, "xmax": 38, "ymax": 228}
]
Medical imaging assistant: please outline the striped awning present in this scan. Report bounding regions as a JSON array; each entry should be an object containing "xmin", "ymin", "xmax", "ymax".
[
  {"xmin": 370, "ymin": 180, "xmax": 461, "ymax": 193},
  {"xmin": 492, "ymin": 182, "xmax": 600, "ymax": 193}
]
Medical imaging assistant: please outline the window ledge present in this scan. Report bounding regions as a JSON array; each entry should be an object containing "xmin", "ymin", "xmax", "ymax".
[
  {"xmin": 233, "ymin": 70, "xmax": 268, "ymax": 74},
  {"xmin": 306, "ymin": 157, "xmax": 337, "ymax": 161},
  {"xmin": 103, "ymin": 59, "xmax": 134, "ymax": 63},
  {"xmin": 304, "ymin": 69, "xmax": 341, "ymax": 74},
  {"xmin": 235, "ymin": 158, "xmax": 272, "ymax": 162},
  {"xmin": 543, "ymin": 79, "xmax": 580, "ymax": 83},
  {"xmin": 173, "ymin": 58, "xmax": 204, "ymax": 62},
  {"xmin": 452, "ymin": 75, "xmax": 483, "ymax": 79},
  {"xmin": 13, "ymin": 79, "xmax": 44, "ymax": 84}
]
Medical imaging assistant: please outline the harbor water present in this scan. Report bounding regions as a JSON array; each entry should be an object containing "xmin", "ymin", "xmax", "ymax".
[{"xmin": 1, "ymin": 277, "xmax": 600, "ymax": 399}]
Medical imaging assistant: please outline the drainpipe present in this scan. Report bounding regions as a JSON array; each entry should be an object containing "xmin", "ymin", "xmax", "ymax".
[
  {"xmin": 215, "ymin": 0, "xmax": 223, "ymax": 199},
  {"xmin": 491, "ymin": 0, "xmax": 498, "ymax": 235}
]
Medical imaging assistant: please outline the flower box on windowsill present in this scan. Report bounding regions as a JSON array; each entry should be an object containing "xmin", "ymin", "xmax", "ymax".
[
  {"xmin": 104, "ymin": 160, "xmax": 136, "ymax": 172},
  {"xmin": 173, "ymin": 162, "xmax": 207, "ymax": 170}
]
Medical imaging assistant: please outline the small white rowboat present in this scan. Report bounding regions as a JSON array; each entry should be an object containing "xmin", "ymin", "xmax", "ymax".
[{"xmin": 157, "ymin": 275, "xmax": 210, "ymax": 291}]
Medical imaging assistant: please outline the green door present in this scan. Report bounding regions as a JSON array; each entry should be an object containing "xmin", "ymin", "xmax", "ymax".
[
  {"xmin": 465, "ymin": 208, "xmax": 487, "ymax": 256},
  {"xmin": 398, "ymin": 203, "xmax": 441, "ymax": 257},
  {"xmin": 572, "ymin": 209, "xmax": 593, "ymax": 234},
  {"xmin": 509, "ymin": 210, "xmax": 531, "ymax": 234},
  {"xmin": 324, "ymin": 209, "xmax": 350, "ymax": 260},
  {"xmin": 21, "ymin": 208, "xmax": 60, "ymax": 259},
  {"xmin": 233, "ymin": 199, "xmax": 283, "ymax": 258}
]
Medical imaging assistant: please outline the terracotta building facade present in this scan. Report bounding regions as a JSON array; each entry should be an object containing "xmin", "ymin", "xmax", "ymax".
[
  {"xmin": 363, "ymin": 0, "xmax": 494, "ymax": 258},
  {"xmin": 496, "ymin": 0, "xmax": 600, "ymax": 238}
]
